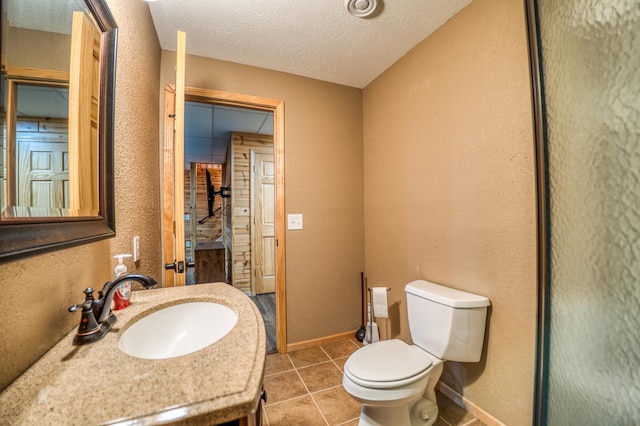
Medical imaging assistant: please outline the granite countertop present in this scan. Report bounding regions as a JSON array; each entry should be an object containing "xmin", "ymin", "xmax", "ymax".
[{"xmin": 0, "ymin": 283, "xmax": 266, "ymax": 425}]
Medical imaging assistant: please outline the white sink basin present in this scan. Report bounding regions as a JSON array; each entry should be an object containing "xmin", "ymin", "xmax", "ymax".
[{"xmin": 118, "ymin": 301, "xmax": 238, "ymax": 360}]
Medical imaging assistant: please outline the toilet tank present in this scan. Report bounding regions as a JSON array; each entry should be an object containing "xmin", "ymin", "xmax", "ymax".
[{"xmin": 405, "ymin": 280, "xmax": 490, "ymax": 362}]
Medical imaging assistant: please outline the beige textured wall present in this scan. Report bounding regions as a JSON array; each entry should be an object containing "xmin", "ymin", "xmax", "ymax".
[
  {"xmin": 0, "ymin": 4, "xmax": 537, "ymax": 423},
  {"xmin": 107, "ymin": 0, "xmax": 163, "ymax": 279},
  {"xmin": 362, "ymin": 1, "xmax": 536, "ymax": 425},
  {"xmin": 0, "ymin": 1, "xmax": 161, "ymax": 391},
  {"xmin": 159, "ymin": 53, "xmax": 365, "ymax": 343}
]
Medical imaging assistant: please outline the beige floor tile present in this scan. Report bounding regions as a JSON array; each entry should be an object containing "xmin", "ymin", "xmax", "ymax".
[
  {"xmin": 337, "ymin": 419, "xmax": 359, "ymax": 426},
  {"xmin": 350, "ymin": 336, "xmax": 364, "ymax": 347},
  {"xmin": 297, "ymin": 361, "xmax": 344, "ymax": 393},
  {"xmin": 434, "ymin": 417, "xmax": 452, "ymax": 426},
  {"xmin": 265, "ymin": 395, "xmax": 326, "ymax": 426},
  {"xmin": 333, "ymin": 357, "xmax": 348, "ymax": 372},
  {"xmin": 322, "ymin": 339, "xmax": 359, "ymax": 359},
  {"xmin": 288, "ymin": 346, "xmax": 330, "ymax": 368},
  {"xmin": 265, "ymin": 353, "xmax": 294, "ymax": 376},
  {"xmin": 313, "ymin": 386, "xmax": 362, "ymax": 425},
  {"xmin": 263, "ymin": 370, "xmax": 307, "ymax": 405},
  {"xmin": 435, "ymin": 391, "xmax": 476, "ymax": 425},
  {"xmin": 262, "ymin": 338, "xmax": 480, "ymax": 426}
]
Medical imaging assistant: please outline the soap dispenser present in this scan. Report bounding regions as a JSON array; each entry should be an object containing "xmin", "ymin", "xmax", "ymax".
[{"xmin": 112, "ymin": 254, "xmax": 133, "ymax": 310}]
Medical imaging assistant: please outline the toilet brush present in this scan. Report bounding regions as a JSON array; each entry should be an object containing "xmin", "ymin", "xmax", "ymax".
[{"xmin": 355, "ymin": 272, "xmax": 366, "ymax": 342}]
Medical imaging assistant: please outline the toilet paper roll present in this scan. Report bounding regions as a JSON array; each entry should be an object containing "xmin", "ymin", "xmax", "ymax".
[{"xmin": 372, "ymin": 287, "xmax": 388, "ymax": 318}]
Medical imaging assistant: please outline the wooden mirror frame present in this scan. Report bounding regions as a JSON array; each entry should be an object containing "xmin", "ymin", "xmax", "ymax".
[{"xmin": 0, "ymin": 0, "xmax": 117, "ymax": 262}]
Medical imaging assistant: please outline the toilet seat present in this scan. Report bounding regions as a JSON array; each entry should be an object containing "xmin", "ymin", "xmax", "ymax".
[{"xmin": 344, "ymin": 339, "xmax": 433, "ymax": 389}]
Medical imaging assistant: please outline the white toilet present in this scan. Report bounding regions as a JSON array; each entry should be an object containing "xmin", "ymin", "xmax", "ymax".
[{"xmin": 342, "ymin": 280, "xmax": 490, "ymax": 426}]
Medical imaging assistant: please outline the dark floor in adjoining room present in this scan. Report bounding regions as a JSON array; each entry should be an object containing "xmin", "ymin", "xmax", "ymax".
[{"xmin": 250, "ymin": 292, "xmax": 277, "ymax": 354}]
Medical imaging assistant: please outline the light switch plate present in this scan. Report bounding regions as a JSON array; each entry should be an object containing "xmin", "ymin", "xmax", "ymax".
[
  {"xmin": 133, "ymin": 236, "xmax": 140, "ymax": 262},
  {"xmin": 288, "ymin": 214, "xmax": 303, "ymax": 230}
]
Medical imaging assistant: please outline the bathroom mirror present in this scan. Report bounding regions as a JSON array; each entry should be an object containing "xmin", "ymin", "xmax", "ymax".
[{"xmin": 0, "ymin": 0, "xmax": 117, "ymax": 261}]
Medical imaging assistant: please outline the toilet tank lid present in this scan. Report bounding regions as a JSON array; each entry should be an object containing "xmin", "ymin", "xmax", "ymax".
[{"xmin": 405, "ymin": 280, "xmax": 490, "ymax": 308}]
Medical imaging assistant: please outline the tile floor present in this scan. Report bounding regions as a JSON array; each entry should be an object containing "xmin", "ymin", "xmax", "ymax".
[{"xmin": 262, "ymin": 337, "xmax": 487, "ymax": 426}]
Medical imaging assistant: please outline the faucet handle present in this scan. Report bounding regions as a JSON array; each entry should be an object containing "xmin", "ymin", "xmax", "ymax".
[
  {"xmin": 68, "ymin": 287, "xmax": 96, "ymax": 313},
  {"xmin": 68, "ymin": 303, "xmax": 85, "ymax": 313},
  {"xmin": 68, "ymin": 288, "xmax": 101, "ymax": 345},
  {"xmin": 83, "ymin": 287, "xmax": 95, "ymax": 300}
]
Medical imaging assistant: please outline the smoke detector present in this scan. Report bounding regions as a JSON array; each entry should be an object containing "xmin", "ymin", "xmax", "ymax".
[{"xmin": 345, "ymin": 0, "xmax": 378, "ymax": 18}]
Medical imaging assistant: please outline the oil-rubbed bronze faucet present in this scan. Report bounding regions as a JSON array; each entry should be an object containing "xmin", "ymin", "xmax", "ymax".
[{"xmin": 68, "ymin": 274, "xmax": 157, "ymax": 345}]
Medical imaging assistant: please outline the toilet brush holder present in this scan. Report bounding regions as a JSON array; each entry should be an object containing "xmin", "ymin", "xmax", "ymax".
[{"xmin": 363, "ymin": 302, "xmax": 379, "ymax": 345}]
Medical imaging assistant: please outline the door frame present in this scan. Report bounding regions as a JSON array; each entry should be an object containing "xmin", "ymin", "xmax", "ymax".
[{"xmin": 162, "ymin": 85, "xmax": 287, "ymax": 353}]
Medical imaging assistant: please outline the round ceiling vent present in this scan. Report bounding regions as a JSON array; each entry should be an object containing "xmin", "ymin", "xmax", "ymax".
[{"xmin": 345, "ymin": 0, "xmax": 378, "ymax": 18}]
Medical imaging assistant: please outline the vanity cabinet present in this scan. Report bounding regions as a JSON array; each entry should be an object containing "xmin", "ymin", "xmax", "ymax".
[
  {"xmin": 238, "ymin": 393, "xmax": 264, "ymax": 426},
  {"xmin": 0, "ymin": 283, "xmax": 267, "ymax": 424}
]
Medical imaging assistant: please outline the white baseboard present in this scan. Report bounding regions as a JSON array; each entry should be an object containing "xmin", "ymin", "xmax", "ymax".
[{"xmin": 437, "ymin": 381, "xmax": 506, "ymax": 426}]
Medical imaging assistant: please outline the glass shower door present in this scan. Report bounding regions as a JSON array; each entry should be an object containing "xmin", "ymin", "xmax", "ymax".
[{"xmin": 533, "ymin": 0, "xmax": 640, "ymax": 424}]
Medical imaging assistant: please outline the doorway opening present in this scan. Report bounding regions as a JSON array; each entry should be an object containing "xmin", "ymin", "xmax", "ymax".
[
  {"xmin": 184, "ymin": 163, "xmax": 225, "ymax": 286},
  {"xmin": 164, "ymin": 87, "xmax": 286, "ymax": 353}
]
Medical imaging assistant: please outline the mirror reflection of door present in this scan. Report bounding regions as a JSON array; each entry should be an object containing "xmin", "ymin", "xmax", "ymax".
[
  {"xmin": 17, "ymin": 128, "xmax": 69, "ymax": 212},
  {"xmin": 16, "ymin": 85, "xmax": 70, "ymax": 213},
  {"xmin": 1, "ymin": 1, "xmax": 103, "ymax": 219},
  {"xmin": 2, "ymin": 77, "xmax": 70, "ymax": 216},
  {"xmin": 68, "ymin": 10, "xmax": 101, "ymax": 214}
]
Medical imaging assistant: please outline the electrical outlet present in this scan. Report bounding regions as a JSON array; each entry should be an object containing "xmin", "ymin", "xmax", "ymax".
[
  {"xmin": 133, "ymin": 236, "xmax": 140, "ymax": 262},
  {"xmin": 288, "ymin": 214, "xmax": 303, "ymax": 230}
]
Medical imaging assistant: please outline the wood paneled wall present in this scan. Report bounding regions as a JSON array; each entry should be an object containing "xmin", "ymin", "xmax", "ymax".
[
  {"xmin": 183, "ymin": 163, "xmax": 222, "ymax": 260},
  {"xmin": 224, "ymin": 132, "xmax": 273, "ymax": 293}
]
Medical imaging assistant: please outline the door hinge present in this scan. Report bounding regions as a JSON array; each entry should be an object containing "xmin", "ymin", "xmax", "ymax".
[{"xmin": 172, "ymin": 220, "xmax": 176, "ymax": 234}]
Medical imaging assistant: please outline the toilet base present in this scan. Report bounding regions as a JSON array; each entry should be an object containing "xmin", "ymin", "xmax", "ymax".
[
  {"xmin": 358, "ymin": 397, "xmax": 438, "ymax": 426},
  {"xmin": 353, "ymin": 362, "xmax": 444, "ymax": 426},
  {"xmin": 359, "ymin": 403, "xmax": 411, "ymax": 426}
]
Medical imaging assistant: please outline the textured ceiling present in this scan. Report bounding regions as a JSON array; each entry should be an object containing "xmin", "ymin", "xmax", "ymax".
[
  {"xmin": 10, "ymin": 0, "xmax": 472, "ymax": 166},
  {"xmin": 148, "ymin": 0, "xmax": 472, "ymax": 88}
]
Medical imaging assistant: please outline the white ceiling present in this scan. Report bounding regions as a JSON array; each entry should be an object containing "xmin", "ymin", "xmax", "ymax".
[
  {"xmin": 148, "ymin": 0, "xmax": 472, "ymax": 89},
  {"xmin": 149, "ymin": 0, "xmax": 471, "ymax": 167},
  {"xmin": 10, "ymin": 0, "xmax": 473, "ymax": 167}
]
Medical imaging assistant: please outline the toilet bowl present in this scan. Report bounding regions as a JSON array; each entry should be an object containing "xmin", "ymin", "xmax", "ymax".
[
  {"xmin": 342, "ymin": 339, "xmax": 443, "ymax": 426},
  {"xmin": 342, "ymin": 280, "xmax": 490, "ymax": 426}
]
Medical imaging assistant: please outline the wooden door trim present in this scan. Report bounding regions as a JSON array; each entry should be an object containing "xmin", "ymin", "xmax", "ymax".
[
  {"xmin": 250, "ymin": 149, "xmax": 257, "ymax": 296},
  {"xmin": 172, "ymin": 31, "xmax": 187, "ymax": 286},
  {"xmin": 162, "ymin": 85, "xmax": 287, "ymax": 353},
  {"xmin": 162, "ymin": 85, "xmax": 176, "ymax": 287}
]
